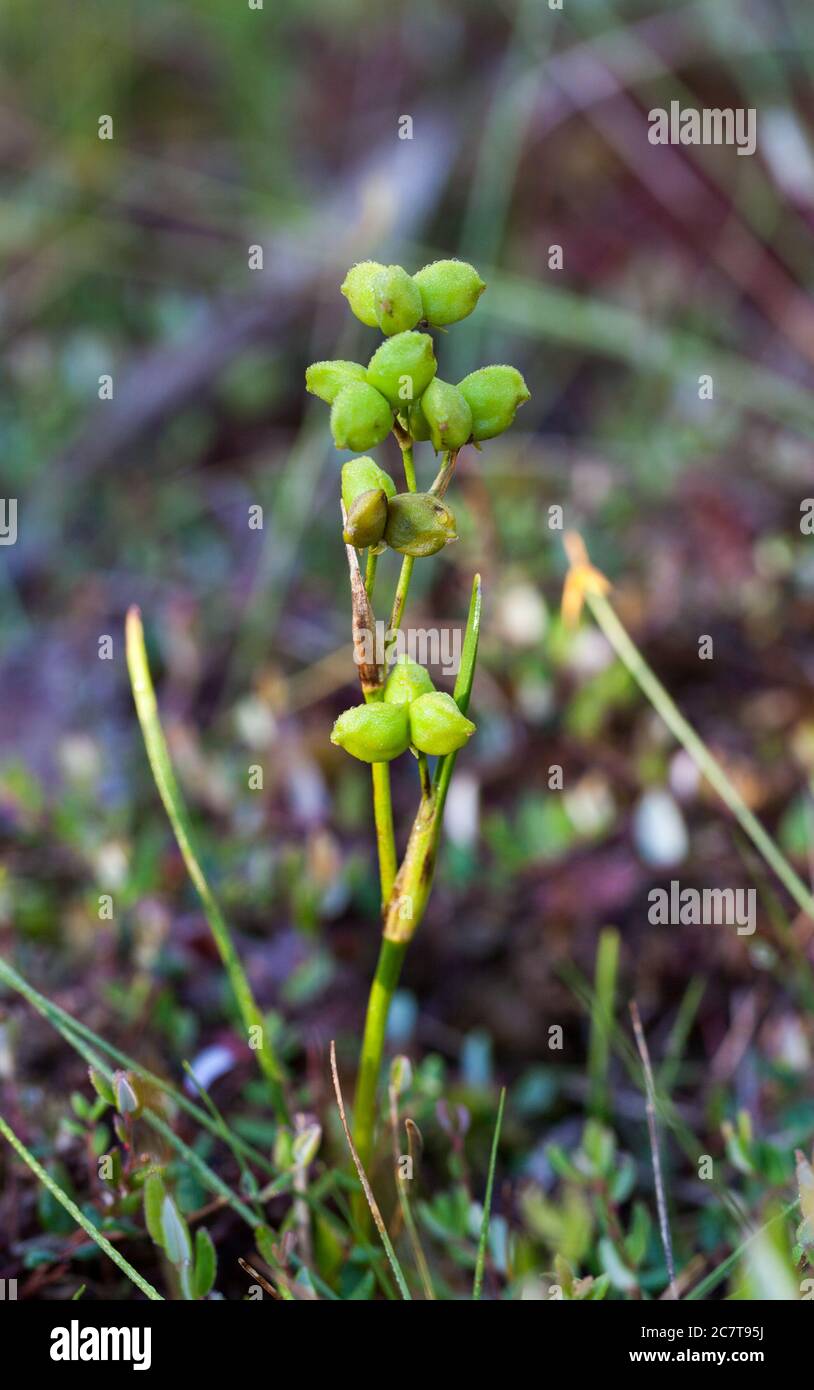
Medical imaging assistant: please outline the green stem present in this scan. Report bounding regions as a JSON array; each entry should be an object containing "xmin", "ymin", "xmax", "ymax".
[
  {"xmin": 429, "ymin": 449, "xmax": 458, "ymax": 498},
  {"xmin": 401, "ymin": 441, "xmax": 417, "ymax": 492},
  {"xmin": 125, "ymin": 607, "xmax": 290, "ymax": 1121},
  {"xmin": 352, "ymin": 937, "xmax": 408, "ymax": 1215},
  {"xmin": 368, "ymin": 752, "xmax": 397, "ymax": 907},
  {"xmin": 0, "ymin": 1111, "xmax": 164, "ymax": 1300},
  {"xmin": 473, "ymin": 1086, "xmax": 506, "ymax": 1300},
  {"xmin": 364, "ymin": 547, "xmax": 378, "ymax": 600},
  {"xmin": 388, "ymin": 555, "xmax": 414, "ymax": 645},
  {"xmin": 585, "ymin": 589, "xmax": 814, "ymax": 922},
  {"xmin": 387, "ymin": 440, "xmax": 417, "ymax": 654}
]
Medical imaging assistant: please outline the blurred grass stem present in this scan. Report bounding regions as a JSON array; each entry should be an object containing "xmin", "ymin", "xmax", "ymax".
[
  {"xmin": 580, "ymin": 583, "xmax": 814, "ymax": 922},
  {"xmin": 125, "ymin": 607, "xmax": 290, "ymax": 1121}
]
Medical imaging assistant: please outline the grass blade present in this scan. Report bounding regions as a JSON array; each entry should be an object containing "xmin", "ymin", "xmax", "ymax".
[
  {"xmin": 566, "ymin": 545, "xmax": 814, "ymax": 923},
  {"xmin": 0, "ymin": 1112, "xmax": 163, "ymax": 1300},
  {"xmin": 685, "ymin": 1198, "xmax": 799, "ymax": 1301},
  {"xmin": 453, "ymin": 571, "xmax": 482, "ymax": 714},
  {"xmin": 588, "ymin": 926, "xmax": 619, "ymax": 1120},
  {"xmin": 0, "ymin": 958, "xmax": 263, "ymax": 1229},
  {"xmin": 330, "ymin": 1041, "xmax": 412, "ymax": 1301},
  {"xmin": 0, "ymin": 955, "xmax": 276, "ymax": 1176},
  {"xmin": 473, "ymin": 1086, "xmax": 506, "ymax": 1300},
  {"xmin": 125, "ymin": 606, "xmax": 289, "ymax": 1120}
]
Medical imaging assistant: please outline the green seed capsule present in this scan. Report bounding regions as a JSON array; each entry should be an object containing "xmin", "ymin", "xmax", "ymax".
[
  {"xmin": 341, "ymin": 456, "xmax": 396, "ymax": 512},
  {"xmin": 340, "ymin": 261, "xmax": 386, "ymax": 327},
  {"xmin": 330, "ymin": 382, "xmax": 393, "ymax": 451},
  {"xmin": 331, "ymin": 702, "xmax": 410, "ymax": 763},
  {"xmin": 420, "ymin": 377, "xmax": 473, "ymax": 451},
  {"xmin": 408, "ymin": 691, "xmax": 476, "ymax": 755},
  {"xmin": 373, "ymin": 265, "xmax": 423, "ymax": 336},
  {"xmin": 366, "ymin": 331, "xmax": 437, "ymax": 408},
  {"xmin": 384, "ymin": 491, "xmax": 457, "ymax": 557},
  {"xmin": 412, "ymin": 259, "xmax": 486, "ymax": 326},
  {"xmin": 457, "ymin": 365, "xmax": 530, "ymax": 441},
  {"xmin": 343, "ymin": 488, "xmax": 388, "ymax": 548},
  {"xmin": 305, "ymin": 359, "xmax": 367, "ymax": 404},
  {"xmin": 383, "ymin": 656, "xmax": 435, "ymax": 706}
]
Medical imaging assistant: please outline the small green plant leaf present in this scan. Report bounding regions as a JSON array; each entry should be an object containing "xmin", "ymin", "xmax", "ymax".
[
  {"xmin": 292, "ymin": 1123, "xmax": 322, "ymax": 1170},
  {"xmin": 193, "ymin": 1227, "xmax": 217, "ymax": 1299},
  {"xmin": 255, "ymin": 1224, "xmax": 277, "ymax": 1267},
  {"xmin": 598, "ymin": 1235, "xmax": 637, "ymax": 1292},
  {"xmin": 160, "ymin": 1193, "xmax": 191, "ymax": 1268},
  {"xmin": 389, "ymin": 1055, "xmax": 413, "ymax": 1097},
  {"xmin": 87, "ymin": 1066, "xmax": 115, "ymax": 1107},
  {"xmin": 113, "ymin": 1070, "xmax": 140, "ymax": 1117},
  {"xmin": 143, "ymin": 1172, "xmax": 167, "ymax": 1249}
]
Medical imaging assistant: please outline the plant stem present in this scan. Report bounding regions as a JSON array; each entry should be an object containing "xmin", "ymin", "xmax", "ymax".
[
  {"xmin": 584, "ymin": 589, "xmax": 814, "ymax": 922},
  {"xmin": 364, "ymin": 727, "xmax": 397, "ymax": 906},
  {"xmin": 388, "ymin": 555, "xmax": 414, "ymax": 644},
  {"xmin": 630, "ymin": 1001, "xmax": 678, "ymax": 1300},
  {"xmin": 386, "ymin": 439, "xmax": 417, "ymax": 655},
  {"xmin": 352, "ymin": 937, "xmax": 408, "ymax": 1206},
  {"xmin": 389, "ymin": 1086, "xmax": 436, "ymax": 1299},
  {"xmin": 0, "ymin": 1111, "xmax": 164, "ymax": 1300},
  {"xmin": 382, "ymin": 574, "xmax": 482, "ymax": 946},
  {"xmin": 429, "ymin": 448, "xmax": 458, "ymax": 497},
  {"xmin": 125, "ymin": 607, "xmax": 290, "ymax": 1121},
  {"xmin": 401, "ymin": 440, "xmax": 417, "ymax": 492},
  {"xmin": 364, "ymin": 547, "xmax": 378, "ymax": 600}
]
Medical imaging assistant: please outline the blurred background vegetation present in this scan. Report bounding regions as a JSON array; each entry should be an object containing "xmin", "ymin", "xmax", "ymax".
[{"xmin": 1, "ymin": 0, "xmax": 814, "ymax": 1299}]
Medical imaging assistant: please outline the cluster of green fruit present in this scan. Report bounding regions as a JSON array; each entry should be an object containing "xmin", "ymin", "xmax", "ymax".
[
  {"xmin": 340, "ymin": 455, "xmax": 456, "ymax": 556},
  {"xmin": 331, "ymin": 656, "xmax": 475, "ymax": 763},
  {"xmin": 305, "ymin": 259, "xmax": 529, "ymax": 558},
  {"xmin": 307, "ymin": 259, "xmax": 528, "ymax": 454},
  {"xmin": 308, "ymin": 257, "xmax": 529, "ymax": 767}
]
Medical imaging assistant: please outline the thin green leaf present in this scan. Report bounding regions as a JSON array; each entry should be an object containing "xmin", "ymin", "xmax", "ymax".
[
  {"xmin": 583, "ymin": 584, "xmax": 814, "ymax": 922},
  {"xmin": 0, "ymin": 1112, "xmax": 163, "ymax": 1300},
  {"xmin": 194, "ymin": 1228, "xmax": 217, "ymax": 1299},
  {"xmin": 143, "ymin": 1172, "xmax": 166, "ymax": 1249},
  {"xmin": 686, "ymin": 1198, "xmax": 799, "ymax": 1301},
  {"xmin": 0, "ymin": 958, "xmax": 263, "ymax": 1231},
  {"xmin": 125, "ymin": 605, "xmax": 289, "ymax": 1120},
  {"xmin": 0, "ymin": 957, "xmax": 276, "ymax": 1177},
  {"xmin": 453, "ymin": 571, "xmax": 482, "ymax": 714},
  {"xmin": 473, "ymin": 1086, "xmax": 506, "ymax": 1300}
]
